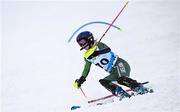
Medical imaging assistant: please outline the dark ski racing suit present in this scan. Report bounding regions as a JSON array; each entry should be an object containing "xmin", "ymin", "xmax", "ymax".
[{"xmin": 80, "ymin": 42, "xmax": 140, "ymax": 95}]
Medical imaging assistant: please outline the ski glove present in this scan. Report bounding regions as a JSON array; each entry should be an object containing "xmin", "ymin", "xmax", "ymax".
[{"xmin": 73, "ymin": 76, "xmax": 86, "ymax": 89}]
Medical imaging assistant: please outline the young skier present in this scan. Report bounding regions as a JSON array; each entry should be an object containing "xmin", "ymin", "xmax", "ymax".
[{"xmin": 73, "ymin": 31, "xmax": 146, "ymax": 98}]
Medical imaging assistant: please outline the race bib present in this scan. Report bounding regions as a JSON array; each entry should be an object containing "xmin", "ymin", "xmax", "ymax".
[{"xmin": 86, "ymin": 51, "xmax": 117, "ymax": 72}]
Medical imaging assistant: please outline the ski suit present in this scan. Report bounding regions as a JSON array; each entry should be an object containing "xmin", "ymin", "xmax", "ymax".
[{"xmin": 81, "ymin": 42, "xmax": 134, "ymax": 94}]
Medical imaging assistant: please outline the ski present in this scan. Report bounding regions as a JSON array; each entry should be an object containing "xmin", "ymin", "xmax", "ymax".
[
  {"xmin": 71, "ymin": 81, "xmax": 153, "ymax": 110},
  {"xmin": 88, "ymin": 81, "xmax": 150, "ymax": 104},
  {"xmin": 96, "ymin": 86, "xmax": 154, "ymax": 105}
]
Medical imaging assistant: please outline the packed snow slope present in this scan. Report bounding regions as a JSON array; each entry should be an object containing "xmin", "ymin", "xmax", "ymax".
[{"xmin": 1, "ymin": 0, "xmax": 180, "ymax": 112}]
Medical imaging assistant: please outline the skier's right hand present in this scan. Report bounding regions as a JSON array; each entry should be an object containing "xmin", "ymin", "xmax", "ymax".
[{"xmin": 73, "ymin": 76, "xmax": 86, "ymax": 89}]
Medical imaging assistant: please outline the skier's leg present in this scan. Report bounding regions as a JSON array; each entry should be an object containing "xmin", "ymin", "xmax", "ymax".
[
  {"xmin": 99, "ymin": 79, "xmax": 117, "ymax": 94},
  {"xmin": 117, "ymin": 76, "xmax": 140, "ymax": 89},
  {"xmin": 99, "ymin": 74, "xmax": 130, "ymax": 97},
  {"xmin": 110, "ymin": 58, "xmax": 134, "ymax": 87},
  {"xmin": 112, "ymin": 58, "xmax": 146, "ymax": 94},
  {"xmin": 111, "ymin": 58, "xmax": 131, "ymax": 78},
  {"xmin": 118, "ymin": 76, "xmax": 146, "ymax": 94},
  {"xmin": 99, "ymin": 72, "xmax": 119, "ymax": 95}
]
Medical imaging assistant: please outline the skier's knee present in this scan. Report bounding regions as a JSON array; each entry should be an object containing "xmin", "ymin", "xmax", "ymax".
[
  {"xmin": 117, "ymin": 76, "xmax": 127, "ymax": 84},
  {"xmin": 99, "ymin": 79, "xmax": 117, "ymax": 94},
  {"xmin": 117, "ymin": 76, "xmax": 139, "ymax": 89}
]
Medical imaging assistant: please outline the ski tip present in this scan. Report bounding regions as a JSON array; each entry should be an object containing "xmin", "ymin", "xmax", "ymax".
[{"xmin": 71, "ymin": 106, "xmax": 81, "ymax": 110}]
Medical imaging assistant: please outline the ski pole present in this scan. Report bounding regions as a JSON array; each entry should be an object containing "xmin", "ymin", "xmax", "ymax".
[
  {"xmin": 97, "ymin": 1, "xmax": 129, "ymax": 44},
  {"xmin": 80, "ymin": 87, "xmax": 87, "ymax": 98}
]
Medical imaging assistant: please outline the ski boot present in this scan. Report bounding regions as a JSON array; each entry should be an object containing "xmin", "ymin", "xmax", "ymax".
[
  {"xmin": 133, "ymin": 84, "xmax": 147, "ymax": 95},
  {"xmin": 115, "ymin": 86, "xmax": 131, "ymax": 100}
]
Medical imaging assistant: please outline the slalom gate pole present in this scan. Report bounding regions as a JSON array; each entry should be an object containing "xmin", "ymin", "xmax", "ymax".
[
  {"xmin": 97, "ymin": 1, "xmax": 129, "ymax": 44},
  {"xmin": 80, "ymin": 87, "xmax": 87, "ymax": 98}
]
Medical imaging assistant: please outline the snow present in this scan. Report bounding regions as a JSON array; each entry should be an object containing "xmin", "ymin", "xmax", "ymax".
[{"xmin": 1, "ymin": 0, "xmax": 180, "ymax": 112}]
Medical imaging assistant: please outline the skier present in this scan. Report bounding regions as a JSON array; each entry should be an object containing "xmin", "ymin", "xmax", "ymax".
[{"xmin": 73, "ymin": 31, "xmax": 146, "ymax": 99}]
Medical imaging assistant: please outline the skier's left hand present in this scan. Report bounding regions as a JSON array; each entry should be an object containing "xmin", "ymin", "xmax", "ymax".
[{"xmin": 73, "ymin": 76, "xmax": 86, "ymax": 89}]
